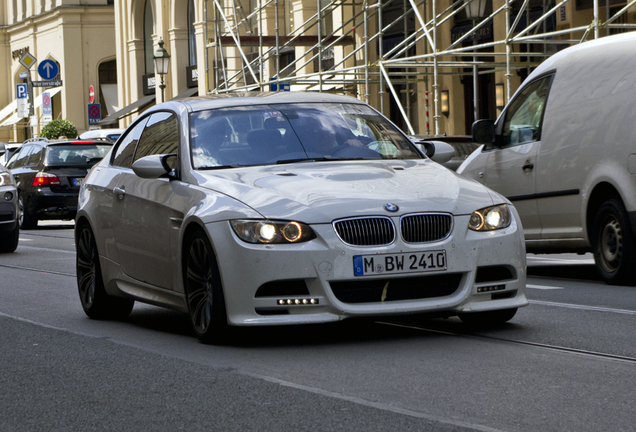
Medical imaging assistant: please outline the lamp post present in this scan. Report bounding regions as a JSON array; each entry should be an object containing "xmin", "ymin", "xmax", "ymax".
[
  {"xmin": 464, "ymin": 0, "xmax": 487, "ymax": 124},
  {"xmin": 153, "ymin": 39, "xmax": 171, "ymax": 102}
]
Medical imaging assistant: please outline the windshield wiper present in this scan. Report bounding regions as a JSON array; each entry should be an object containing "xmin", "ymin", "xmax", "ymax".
[
  {"xmin": 199, "ymin": 163, "xmax": 244, "ymax": 170},
  {"xmin": 276, "ymin": 156, "xmax": 365, "ymax": 165}
]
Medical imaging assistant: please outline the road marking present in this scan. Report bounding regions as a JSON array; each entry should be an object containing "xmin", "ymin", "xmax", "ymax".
[
  {"xmin": 527, "ymin": 284, "xmax": 564, "ymax": 290},
  {"xmin": 529, "ymin": 300, "xmax": 636, "ymax": 315}
]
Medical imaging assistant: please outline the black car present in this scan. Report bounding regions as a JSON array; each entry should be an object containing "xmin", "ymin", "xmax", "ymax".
[{"xmin": 6, "ymin": 138, "xmax": 112, "ymax": 229}]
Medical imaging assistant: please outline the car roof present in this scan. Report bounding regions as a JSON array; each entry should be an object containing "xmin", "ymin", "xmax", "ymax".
[
  {"xmin": 22, "ymin": 138, "xmax": 112, "ymax": 147},
  {"xmin": 143, "ymin": 91, "xmax": 367, "ymax": 115}
]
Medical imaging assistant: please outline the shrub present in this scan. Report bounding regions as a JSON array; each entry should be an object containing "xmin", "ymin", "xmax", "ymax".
[{"xmin": 40, "ymin": 119, "xmax": 77, "ymax": 140}]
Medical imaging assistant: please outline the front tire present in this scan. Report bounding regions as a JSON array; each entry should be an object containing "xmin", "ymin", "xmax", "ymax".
[
  {"xmin": 459, "ymin": 308, "xmax": 518, "ymax": 326},
  {"xmin": 76, "ymin": 223, "xmax": 134, "ymax": 319},
  {"xmin": 0, "ymin": 223, "xmax": 19, "ymax": 253},
  {"xmin": 592, "ymin": 199, "xmax": 636, "ymax": 285},
  {"xmin": 184, "ymin": 230, "xmax": 229, "ymax": 344}
]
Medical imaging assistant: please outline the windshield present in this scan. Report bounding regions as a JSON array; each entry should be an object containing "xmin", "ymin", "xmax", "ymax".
[
  {"xmin": 46, "ymin": 144, "xmax": 112, "ymax": 165},
  {"xmin": 189, "ymin": 103, "xmax": 420, "ymax": 169}
]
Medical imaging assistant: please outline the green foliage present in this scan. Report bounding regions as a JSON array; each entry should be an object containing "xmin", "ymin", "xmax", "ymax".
[{"xmin": 40, "ymin": 119, "xmax": 77, "ymax": 140}]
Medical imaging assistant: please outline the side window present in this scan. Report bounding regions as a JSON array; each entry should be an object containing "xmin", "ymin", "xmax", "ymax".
[
  {"xmin": 501, "ymin": 75, "xmax": 553, "ymax": 147},
  {"xmin": 26, "ymin": 145, "xmax": 44, "ymax": 166},
  {"xmin": 112, "ymin": 117, "xmax": 149, "ymax": 168},
  {"xmin": 7, "ymin": 145, "xmax": 32, "ymax": 169},
  {"xmin": 133, "ymin": 112, "xmax": 179, "ymax": 168}
]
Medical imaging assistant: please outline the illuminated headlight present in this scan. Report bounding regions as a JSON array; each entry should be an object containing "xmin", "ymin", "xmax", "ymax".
[
  {"xmin": 0, "ymin": 172, "xmax": 14, "ymax": 187},
  {"xmin": 468, "ymin": 204, "xmax": 512, "ymax": 231},
  {"xmin": 230, "ymin": 220, "xmax": 316, "ymax": 244}
]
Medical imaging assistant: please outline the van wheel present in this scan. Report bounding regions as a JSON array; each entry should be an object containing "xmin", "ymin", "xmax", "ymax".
[{"xmin": 592, "ymin": 199, "xmax": 636, "ymax": 285}]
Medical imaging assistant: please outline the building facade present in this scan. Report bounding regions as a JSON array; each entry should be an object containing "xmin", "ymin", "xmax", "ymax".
[
  {"xmin": 0, "ymin": 0, "xmax": 119, "ymax": 143},
  {"xmin": 3, "ymin": 0, "xmax": 636, "ymax": 143}
]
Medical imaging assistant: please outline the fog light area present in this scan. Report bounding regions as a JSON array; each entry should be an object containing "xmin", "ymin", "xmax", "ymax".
[
  {"xmin": 477, "ymin": 284, "xmax": 505, "ymax": 293},
  {"xmin": 277, "ymin": 298, "xmax": 319, "ymax": 306}
]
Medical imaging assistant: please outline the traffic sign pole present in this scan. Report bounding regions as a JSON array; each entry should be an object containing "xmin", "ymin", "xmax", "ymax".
[{"xmin": 19, "ymin": 51, "xmax": 37, "ymax": 139}]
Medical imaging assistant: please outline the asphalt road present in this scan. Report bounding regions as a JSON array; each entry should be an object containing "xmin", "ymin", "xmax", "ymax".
[{"xmin": 0, "ymin": 222, "xmax": 634, "ymax": 431}]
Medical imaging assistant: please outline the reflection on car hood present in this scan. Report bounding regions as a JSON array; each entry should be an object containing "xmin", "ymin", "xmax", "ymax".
[{"xmin": 194, "ymin": 160, "xmax": 495, "ymax": 223}]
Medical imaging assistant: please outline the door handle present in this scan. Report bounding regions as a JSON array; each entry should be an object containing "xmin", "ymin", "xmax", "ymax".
[
  {"xmin": 522, "ymin": 163, "xmax": 534, "ymax": 170},
  {"xmin": 113, "ymin": 186, "xmax": 126, "ymax": 199}
]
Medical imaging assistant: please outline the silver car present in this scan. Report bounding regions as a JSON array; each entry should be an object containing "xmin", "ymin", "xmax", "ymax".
[
  {"xmin": 75, "ymin": 92, "xmax": 527, "ymax": 343},
  {"xmin": 0, "ymin": 146, "xmax": 19, "ymax": 253}
]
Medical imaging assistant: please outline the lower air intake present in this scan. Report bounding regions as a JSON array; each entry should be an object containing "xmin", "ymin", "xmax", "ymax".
[{"xmin": 330, "ymin": 273, "xmax": 463, "ymax": 304}]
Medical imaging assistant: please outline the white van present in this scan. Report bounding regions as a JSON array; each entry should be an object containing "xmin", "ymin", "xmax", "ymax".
[{"xmin": 457, "ymin": 32, "xmax": 636, "ymax": 285}]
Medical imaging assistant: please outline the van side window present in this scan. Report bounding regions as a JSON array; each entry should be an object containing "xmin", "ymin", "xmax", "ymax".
[{"xmin": 501, "ymin": 75, "xmax": 553, "ymax": 147}]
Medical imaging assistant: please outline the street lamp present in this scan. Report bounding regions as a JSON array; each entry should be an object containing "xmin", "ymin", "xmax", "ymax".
[
  {"xmin": 464, "ymin": 0, "xmax": 487, "ymax": 125},
  {"xmin": 153, "ymin": 39, "xmax": 171, "ymax": 102}
]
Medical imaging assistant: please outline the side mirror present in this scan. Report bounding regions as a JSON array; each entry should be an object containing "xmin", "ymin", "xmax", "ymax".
[
  {"xmin": 132, "ymin": 154, "xmax": 176, "ymax": 179},
  {"xmin": 472, "ymin": 120, "xmax": 495, "ymax": 144},
  {"xmin": 414, "ymin": 141, "xmax": 455, "ymax": 164},
  {"xmin": 0, "ymin": 143, "xmax": 6, "ymax": 157}
]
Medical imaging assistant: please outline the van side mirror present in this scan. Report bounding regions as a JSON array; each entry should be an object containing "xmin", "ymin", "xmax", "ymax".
[{"xmin": 472, "ymin": 120, "xmax": 495, "ymax": 144}]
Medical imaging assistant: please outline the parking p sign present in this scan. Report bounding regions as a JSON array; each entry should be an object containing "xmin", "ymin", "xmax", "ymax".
[{"xmin": 87, "ymin": 103, "xmax": 101, "ymax": 126}]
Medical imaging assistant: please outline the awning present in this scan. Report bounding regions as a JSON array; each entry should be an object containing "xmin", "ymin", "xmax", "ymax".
[
  {"xmin": 99, "ymin": 94, "xmax": 156, "ymax": 126},
  {"xmin": 172, "ymin": 87, "xmax": 198, "ymax": 100},
  {"xmin": 0, "ymin": 100, "xmax": 18, "ymax": 124},
  {"xmin": 0, "ymin": 87, "xmax": 63, "ymax": 128},
  {"xmin": 100, "ymin": 83, "xmax": 119, "ymax": 117}
]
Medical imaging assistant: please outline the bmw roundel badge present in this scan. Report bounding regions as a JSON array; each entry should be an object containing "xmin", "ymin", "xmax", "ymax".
[{"xmin": 384, "ymin": 203, "xmax": 399, "ymax": 212}]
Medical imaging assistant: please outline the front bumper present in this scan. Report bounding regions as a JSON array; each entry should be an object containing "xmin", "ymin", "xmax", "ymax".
[
  {"xmin": 0, "ymin": 185, "xmax": 18, "ymax": 229},
  {"xmin": 207, "ymin": 212, "xmax": 528, "ymax": 326}
]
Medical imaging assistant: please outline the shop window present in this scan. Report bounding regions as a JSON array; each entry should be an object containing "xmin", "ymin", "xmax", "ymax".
[
  {"xmin": 144, "ymin": 0, "xmax": 155, "ymax": 75},
  {"xmin": 188, "ymin": 0, "xmax": 197, "ymax": 66}
]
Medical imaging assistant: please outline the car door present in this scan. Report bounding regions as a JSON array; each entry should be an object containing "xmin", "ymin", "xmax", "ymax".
[
  {"xmin": 7, "ymin": 144, "xmax": 34, "ymax": 188},
  {"xmin": 98, "ymin": 116, "xmax": 149, "ymax": 262},
  {"xmin": 112, "ymin": 111, "xmax": 185, "ymax": 290},
  {"xmin": 481, "ymin": 75, "xmax": 554, "ymax": 240}
]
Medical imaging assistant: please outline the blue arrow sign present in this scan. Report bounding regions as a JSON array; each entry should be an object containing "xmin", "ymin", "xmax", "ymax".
[{"xmin": 38, "ymin": 60, "xmax": 59, "ymax": 80}]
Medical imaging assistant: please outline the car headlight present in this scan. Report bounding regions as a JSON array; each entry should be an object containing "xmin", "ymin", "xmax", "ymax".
[
  {"xmin": 0, "ymin": 172, "xmax": 14, "ymax": 187},
  {"xmin": 468, "ymin": 204, "xmax": 512, "ymax": 231},
  {"xmin": 230, "ymin": 220, "xmax": 316, "ymax": 244}
]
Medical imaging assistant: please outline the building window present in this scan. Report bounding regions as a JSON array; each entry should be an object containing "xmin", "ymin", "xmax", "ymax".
[
  {"xmin": 144, "ymin": 0, "xmax": 155, "ymax": 75},
  {"xmin": 188, "ymin": 0, "xmax": 197, "ymax": 66}
]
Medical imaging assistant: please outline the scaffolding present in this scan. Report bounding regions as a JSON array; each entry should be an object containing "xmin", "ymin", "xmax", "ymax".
[{"xmin": 205, "ymin": 0, "xmax": 636, "ymax": 135}]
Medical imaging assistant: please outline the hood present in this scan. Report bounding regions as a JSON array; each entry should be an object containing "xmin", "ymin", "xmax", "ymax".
[{"xmin": 194, "ymin": 160, "xmax": 495, "ymax": 223}]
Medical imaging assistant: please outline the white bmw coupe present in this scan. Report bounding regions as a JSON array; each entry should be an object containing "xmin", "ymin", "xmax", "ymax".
[{"xmin": 75, "ymin": 92, "xmax": 527, "ymax": 343}]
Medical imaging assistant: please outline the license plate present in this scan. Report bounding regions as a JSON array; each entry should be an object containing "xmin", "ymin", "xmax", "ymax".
[
  {"xmin": 353, "ymin": 250, "xmax": 447, "ymax": 276},
  {"xmin": 72, "ymin": 177, "xmax": 84, "ymax": 186}
]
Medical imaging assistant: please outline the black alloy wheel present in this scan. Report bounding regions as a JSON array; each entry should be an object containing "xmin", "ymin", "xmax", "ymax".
[
  {"xmin": 184, "ymin": 230, "xmax": 229, "ymax": 344},
  {"xmin": 592, "ymin": 199, "xmax": 636, "ymax": 285},
  {"xmin": 76, "ymin": 223, "xmax": 134, "ymax": 319},
  {"xmin": 458, "ymin": 308, "xmax": 518, "ymax": 326}
]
